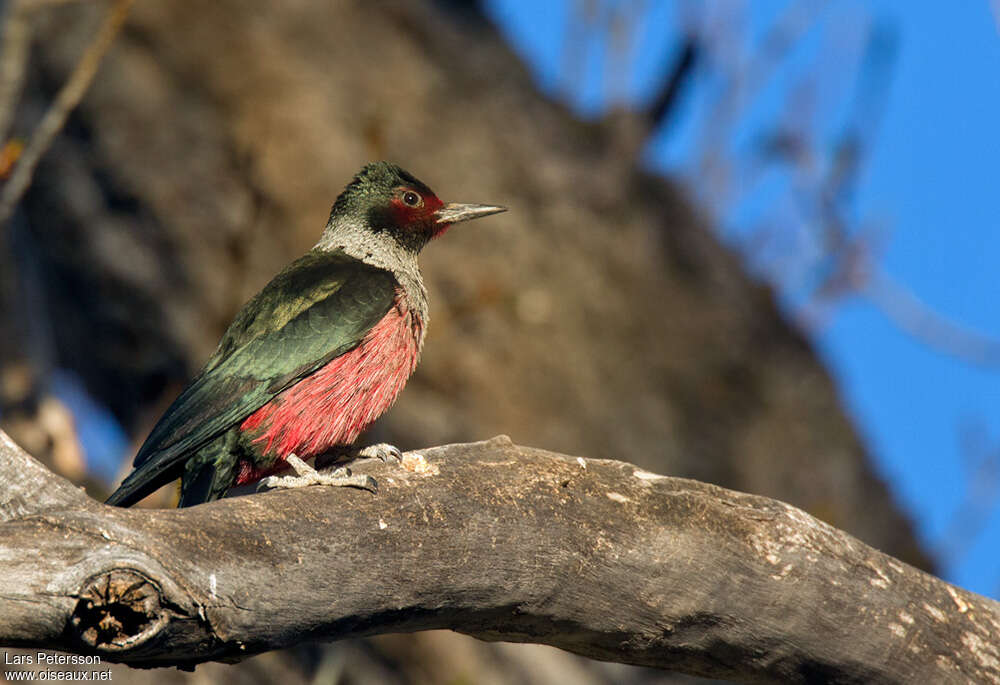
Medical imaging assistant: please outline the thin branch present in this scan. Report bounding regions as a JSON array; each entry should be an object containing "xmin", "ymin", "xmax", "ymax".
[
  {"xmin": 0, "ymin": 429, "xmax": 998, "ymax": 683},
  {"xmin": 0, "ymin": 0, "xmax": 33, "ymax": 147},
  {"xmin": 0, "ymin": 0, "xmax": 134, "ymax": 227},
  {"xmin": 933, "ymin": 420, "xmax": 1000, "ymax": 565},
  {"xmin": 645, "ymin": 36, "xmax": 698, "ymax": 129},
  {"xmin": 694, "ymin": 1, "xmax": 829, "ymax": 206},
  {"xmin": 864, "ymin": 269, "xmax": 1000, "ymax": 367}
]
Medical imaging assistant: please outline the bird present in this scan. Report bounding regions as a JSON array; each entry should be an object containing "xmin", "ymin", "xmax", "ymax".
[{"xmin": 106, "ymin": 162, "xmax": 506, "ymax": 507}]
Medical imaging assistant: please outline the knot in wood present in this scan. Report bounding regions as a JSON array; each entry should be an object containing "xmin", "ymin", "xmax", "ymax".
[{"xmin": 71, "ymin": 569, "xmax": 168, "ymax": 652}]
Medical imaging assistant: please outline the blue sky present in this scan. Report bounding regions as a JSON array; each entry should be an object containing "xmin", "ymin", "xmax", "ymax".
[
  {"xmin": 486, "ymin": 0, "xmax": 1000, "ymax": 597},
  {"xmin": 824, "ymin": 0, "xmax": 1000, "ymax": 595}
]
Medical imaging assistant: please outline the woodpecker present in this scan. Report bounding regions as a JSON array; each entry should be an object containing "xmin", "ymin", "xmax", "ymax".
[{"xmin": 106, "ymin": 162, "xmax": 505, "ymax": 507}]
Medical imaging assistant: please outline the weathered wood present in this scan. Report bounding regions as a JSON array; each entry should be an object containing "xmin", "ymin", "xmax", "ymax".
[{"xmin": 0, "ymin": 429, "xmax": 997, "ymax": 683}]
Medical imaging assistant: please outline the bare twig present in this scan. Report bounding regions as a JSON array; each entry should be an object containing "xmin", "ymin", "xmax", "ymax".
[
  {"xmin": 695, "ymin": 1, "xmax": 829, "ymax": 206},
  {"xmin": 933, "ymin": 421, "xmax": 1000, "ymax": 565},
  {"xmin": 0, "ymin": 0, "xmax": 133, "ymax": 226},
  {"xmin": 0, "ymin": 0, "xmax": 33, "ymax": 146},
  {"xmin": 605, "ymin": 0, "xmax": 645, "ymax": 106},
  {"xmin": 562, "ymin": 0, "xmax": 601, "ymax": 103},
  {"xmin": 864, "ymin": 270, "xmax": 1000, "ymax": 366},
  {"xmin": 795, "ymin": 256, "xmax": 1000, "ymax": 369},
  {"xmin": 646, "ymin": 36, "xmax": 698, "ymax": 129}
]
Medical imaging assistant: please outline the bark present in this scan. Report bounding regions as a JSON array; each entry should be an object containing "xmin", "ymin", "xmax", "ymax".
[{"xmin": 1, "ymin": 430, "xmax": 996, "ymax": 684}]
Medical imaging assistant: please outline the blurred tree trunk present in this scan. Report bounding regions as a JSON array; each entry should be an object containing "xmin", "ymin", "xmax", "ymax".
[{"xmin": 0, "ymin": 1, "xmax": 931, "ymax": 683}]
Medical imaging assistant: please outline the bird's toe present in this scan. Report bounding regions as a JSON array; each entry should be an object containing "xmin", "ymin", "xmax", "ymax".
[{"xmin": 359, "ymin": 442, "xmax": 403, "ymax": 464}]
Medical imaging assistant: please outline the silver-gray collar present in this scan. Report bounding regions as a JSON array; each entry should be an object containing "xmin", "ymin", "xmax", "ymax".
[{"xmin": 316, "ymin": 219, "xmax": 430, "ymax": 331}]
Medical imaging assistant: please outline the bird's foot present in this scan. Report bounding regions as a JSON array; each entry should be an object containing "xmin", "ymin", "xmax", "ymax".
[
  {"xmin": 259, "ymin": 454, "xmax": 377, "ymax": 494},
  {"xmin": 357, "ymin": 442, "xmax": 403, "ymax": 464}
]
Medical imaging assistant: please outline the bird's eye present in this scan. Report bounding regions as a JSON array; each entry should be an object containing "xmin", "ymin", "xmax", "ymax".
[{"xmin": 402, "ymin": 191, "xmax": 422, "ymax": 207}]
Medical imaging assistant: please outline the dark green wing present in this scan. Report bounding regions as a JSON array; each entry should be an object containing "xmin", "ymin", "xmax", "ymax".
[{"xmin": 106, "ymin": 249, "xmax": 398, "ymax": 506}]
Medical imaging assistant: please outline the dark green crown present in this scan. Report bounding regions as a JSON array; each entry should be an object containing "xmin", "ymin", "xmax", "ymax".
[{"xmin": 329, "ymin": 161, "xmax": 435, "ymax": 222}]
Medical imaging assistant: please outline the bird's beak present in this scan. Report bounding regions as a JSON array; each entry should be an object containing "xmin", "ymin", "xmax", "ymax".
[{"xmin": 435, "ymin": 202, "xmax": 507, "ymax": 225}]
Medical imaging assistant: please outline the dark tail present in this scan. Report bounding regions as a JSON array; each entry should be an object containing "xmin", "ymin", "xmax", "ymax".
[
  {"xmin": 107, "ymin": 439, "xmax": 235, "ymax": 508},
  {"xmin": 105, "ymin": 463, "xmax": 181, "ymax": 508}
]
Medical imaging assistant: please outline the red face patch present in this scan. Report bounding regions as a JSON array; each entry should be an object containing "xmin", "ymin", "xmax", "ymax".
[{"xmin": 389, "ymin": 187, "xmax": 445, "ymax": 237}]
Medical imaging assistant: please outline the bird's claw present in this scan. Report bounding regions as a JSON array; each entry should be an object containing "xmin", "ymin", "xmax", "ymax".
[
  {"xmin": 259, "ymin": 454, "xmax": 377, "ymax": 494},
  {"xmin": 358, "ymin": 442, "xmax": 403, "ymax": 464}
]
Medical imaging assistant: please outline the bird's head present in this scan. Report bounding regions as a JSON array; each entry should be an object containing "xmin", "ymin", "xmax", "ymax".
[{"xmin": 324, "ymin": 162, "xmax": 505, "ymax": 253}]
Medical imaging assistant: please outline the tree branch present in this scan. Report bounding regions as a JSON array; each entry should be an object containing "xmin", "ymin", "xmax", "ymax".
[{"xmin": 0, "ymin": 430, "xmax": 997, "ymax": 683}]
